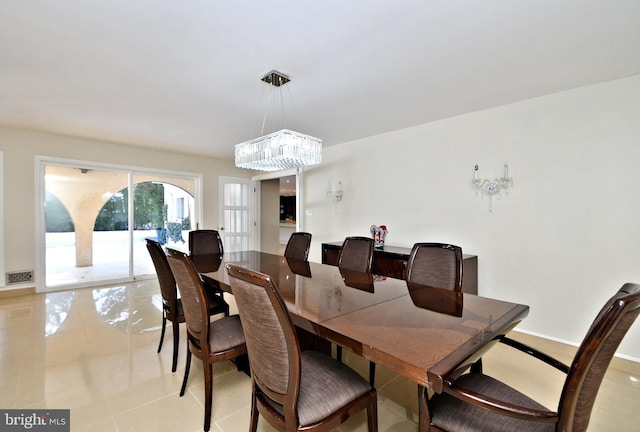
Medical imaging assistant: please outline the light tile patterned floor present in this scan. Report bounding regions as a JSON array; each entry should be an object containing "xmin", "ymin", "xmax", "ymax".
[{"xmin": 0, "ymin": 279, "xmax": 637, "ymax": 431}]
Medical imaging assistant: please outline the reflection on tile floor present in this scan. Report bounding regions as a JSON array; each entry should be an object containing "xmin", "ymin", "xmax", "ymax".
[{"xmin": 0, "ymin": 279, "xmax": 637, "ymax": 431}]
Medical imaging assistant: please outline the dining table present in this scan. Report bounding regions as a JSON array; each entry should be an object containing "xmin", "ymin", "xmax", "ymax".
[{"xmin": 192, "ymin": 250, "xmax": 529, "ymax": 430}]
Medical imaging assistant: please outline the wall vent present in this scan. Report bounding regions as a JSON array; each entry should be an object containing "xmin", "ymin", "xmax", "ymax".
[{"xmin": 6, "ymin": 270, "xmax": 34, "ymax": 285}]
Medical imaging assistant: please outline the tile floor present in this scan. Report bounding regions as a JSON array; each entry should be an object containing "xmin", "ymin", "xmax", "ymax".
[{"xmin": 0, "ymin": 279, "xmax": 638, "ymax": 431}]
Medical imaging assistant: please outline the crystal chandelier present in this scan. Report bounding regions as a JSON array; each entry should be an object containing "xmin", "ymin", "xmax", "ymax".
[{"xmin": 234, "ymin": 71, "xmax": 322, "ymax": 171}]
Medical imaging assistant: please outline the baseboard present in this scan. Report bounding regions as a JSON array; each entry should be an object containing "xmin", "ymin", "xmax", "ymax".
[{"xmin": 0, "ymin": 286, "xmax": 36, "ymax": 298}]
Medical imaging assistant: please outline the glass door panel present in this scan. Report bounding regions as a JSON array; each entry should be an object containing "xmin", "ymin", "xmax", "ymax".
[
  {"xmin": 132, "ymin": 175, "xmax": 195, "ymax": 276},
  {"xmin": 220, "ymin": 177, "xmax": 252, "ymax": 252},
  {"xmin": 45, "ymin": 165, "xmax": 130, "ymax": 288}
]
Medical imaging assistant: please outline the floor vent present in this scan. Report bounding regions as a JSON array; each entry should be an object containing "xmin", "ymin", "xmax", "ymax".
[{"xmin": 6, "ymin": 270, "xmax": 34, "ymax": 285}]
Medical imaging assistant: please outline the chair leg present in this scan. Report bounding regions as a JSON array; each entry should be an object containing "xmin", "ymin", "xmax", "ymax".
[
  {"xmin": 367, "ymin": 391, "xmax": 378, "ymax": 432},
  {"xmin": 203, "ymin": 362, "xmax": 213, "ymax": 432},
  {"xmin": 418, "ymin": 385, "xmax": 431, "ymax": 431},
  {"xmin": 157, "ymin": 315, "xmax": 167, "ymax": 353},
  {"xmin": 337, "ymin": 346, "xmax": 374, "ymax": 384},
  {"xmin": 249, "ymin": 386, "xmax": 259, "ymax": 432},
  {"xmin": 180, "ymin": 347, "xmax": 192, "ymax": 397},
  {"xmin": 470, "ymin": 358, "xmax": 483, "ymax": 373},
  {"xmin": 171, "ymin": 320, "xmax": 180, "ymax": 373}
]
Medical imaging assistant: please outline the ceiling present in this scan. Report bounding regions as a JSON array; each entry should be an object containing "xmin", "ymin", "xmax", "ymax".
[{"xmin": 1, "ymin": 1, "xmax": 639, "ymax": 161}]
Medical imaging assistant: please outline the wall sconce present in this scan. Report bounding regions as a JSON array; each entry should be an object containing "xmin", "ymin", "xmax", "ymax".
[
  {"xmin": 472, "ymin": 163, "xmax": 513, "ymax": 211},
  {"xmin": 327, "ymin": 181, "xmax": 343, "ymax": 202},
  {"xmin": 327, "ymin": 181, "xmax": 343, "ymax": 214}
]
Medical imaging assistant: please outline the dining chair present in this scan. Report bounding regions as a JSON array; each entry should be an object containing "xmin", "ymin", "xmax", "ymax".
[
  {"xmin": 338, "ymin": 236, "xmax": 374, "ymax": 272},
  {"xmin": 226, "ymin": 263, "xmax": 378, "ymax": 432},
  {"xmin": 145, "ymin": 238, "xmax": 229, "ymax": 373},
  {"xmin": 284, "ymin": 232, "xmax": 312, "ymax": 261},
  {"xmin": 427, "ymin": 282, "xmax": 640, "ymax": 432},
  {"xmin": 188, "ymin": 229, "xmax": 224, "ymax": 255},
  {"xmin": 336, "ymin": 236, "xmax": 375, "ymax": 383},
  {"xmin": 188, "ymin": 229, "xmax": 226, "ymax": 297},
  {"xmin": 406, "ymin": 242, "xmax": 473, "ymax": 372},
  {"xmin": 406, "ymin": 243, "xmax": 463, "ymax": 292},
  {"xmin": 165, "ymin": 248, "xmax": 247, "ymax": 432}
]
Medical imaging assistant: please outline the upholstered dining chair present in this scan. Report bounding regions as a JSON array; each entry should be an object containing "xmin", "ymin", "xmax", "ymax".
[
  {"xmin": 188, "ymin": 229, "xmax": 224, "ymax": 255},
  {"xmin": 337, "ymin": 236, "xmax": 374, "ymax": 272},
  {"xmin": 145, "ymin": 238, "xmax": 229, "ymax": 373},
  {"xmin": 336, "ymin": 236, "xmax": 375, "ymax": 382},
  {"xmin": 165, "ymin": 248, "xmax": 247, "ymax": 432},
  {"xmin": 406, "ymin": 242, "xmax": 472, "ymax": 374},
  {"xmin": 284, "ymin": 232, "xmax": 312, "ymax": 261},
  {"xmin": 226, "ymin": 263, "xmax": 378, "ymax": 432},
  {"xmin": 427, "ymin": 283, "xmax": 640, "ymax": 432},
  {"xmin": 188, "ymin": 229, "xmax": 226, "ymax": 297},
  {"xmin": 406, "ymin": 243, "xmax": 463, "ymax": 292}
]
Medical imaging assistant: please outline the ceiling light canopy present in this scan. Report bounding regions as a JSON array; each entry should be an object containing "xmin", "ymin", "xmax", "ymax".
[{"xmin": 234, "ymin": 71, "xmax": 322, "ymax": 171}]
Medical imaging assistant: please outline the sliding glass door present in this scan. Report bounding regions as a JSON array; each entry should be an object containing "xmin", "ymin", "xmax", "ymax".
[{"xmin": 40, "ymin": 159, "xmax": 198, "ymax": 291}]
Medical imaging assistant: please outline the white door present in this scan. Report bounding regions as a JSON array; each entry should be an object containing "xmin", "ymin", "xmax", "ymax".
[{"xmin": 218, "ymin": 177, "xmax": 253, "ymax": 252}]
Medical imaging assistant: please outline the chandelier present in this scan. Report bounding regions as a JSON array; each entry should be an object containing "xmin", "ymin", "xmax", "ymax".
[{"xmin": 234, "ymin": 71, "xmax": 322, "ymax": 171}]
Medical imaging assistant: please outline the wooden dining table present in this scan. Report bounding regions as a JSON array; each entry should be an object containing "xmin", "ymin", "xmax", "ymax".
[{"xmin": 193, "ymin": 250, "xmax": 529, "ymax": 430}]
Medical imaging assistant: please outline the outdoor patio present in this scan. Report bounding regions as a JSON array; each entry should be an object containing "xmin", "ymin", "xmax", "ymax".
[{"xmin": 45, "ymin": 230, "xmax": 187, "ymax": 289}]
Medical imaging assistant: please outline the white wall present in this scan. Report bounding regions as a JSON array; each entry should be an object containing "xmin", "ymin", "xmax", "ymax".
[{"xmin": 303, "ymin": 75, "xmax": 640, "ymax": 359}]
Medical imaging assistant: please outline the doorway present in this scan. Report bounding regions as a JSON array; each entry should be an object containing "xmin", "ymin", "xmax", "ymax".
[
  {"xmin": 253, "ymin": 169, "xmax": 302, "ymax": 254},
  {"xmin": 261, "ymin": 178, "xmax": 280, "ymax": 254},
  {"xmin": 278, "ymin": 175, "xmax": 297, "ymax": 253}
]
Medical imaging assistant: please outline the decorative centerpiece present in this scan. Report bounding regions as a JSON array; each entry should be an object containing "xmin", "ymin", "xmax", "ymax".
[{"xmin": 370, "ymin": 225, "xmax": 388, "ymax": 248}]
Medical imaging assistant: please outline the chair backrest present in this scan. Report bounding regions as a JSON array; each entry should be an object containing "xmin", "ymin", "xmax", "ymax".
[
  {"xmin": 406, "ymin": 243, "xmax": 463, "ymax": 291},
  {"xmin": 557, "ymin": 283, "xmax": 640, "ymax": 432},
  {"xmin": 165, "ymin": 248, "xmax": 210, "ymax": 345},
  {"xmin": 188, "ymin": 229, "xmax": 224, "ymax": 256},
  {"xmin": 284, "ymin": 232, "xmax": 312, "ymax": 261},
  {"xmin": 338, "ymin": 236, "xmax": 374, "ymax": 273},
  {"xmin": 145, "ymin": 238, "xmax": 178, "ymax": 309},
  {"xmin": 226, "ymin": 264, "xmax": 301, "ymax": 420}
]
